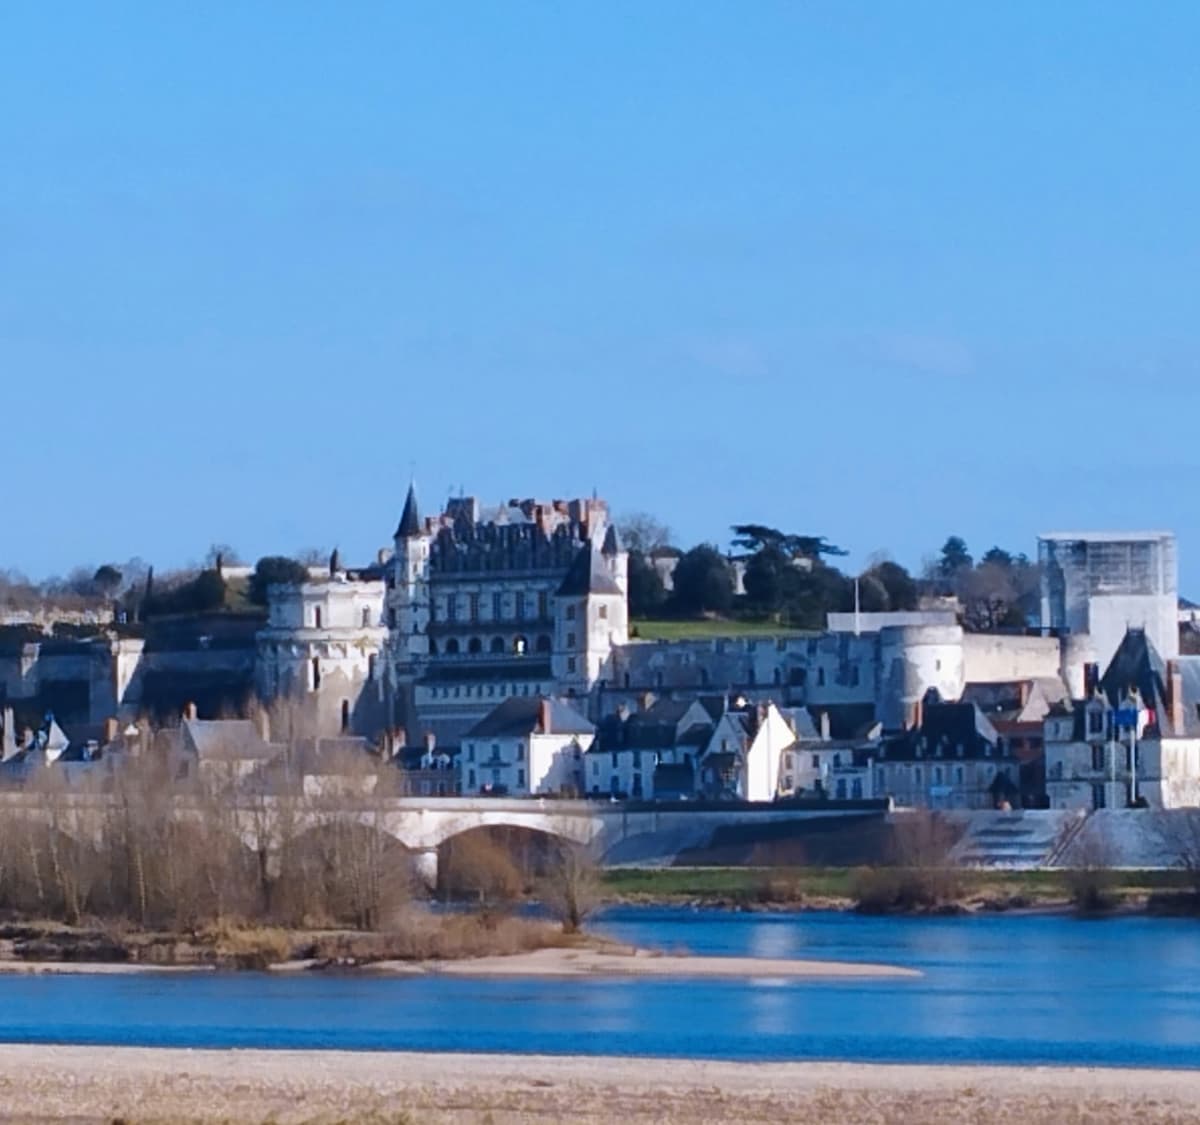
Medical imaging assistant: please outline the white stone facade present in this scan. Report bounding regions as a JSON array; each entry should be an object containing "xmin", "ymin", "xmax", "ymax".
[{"xmin": 256, "ymin": 574, "xmax": 388, "ymax": 736}]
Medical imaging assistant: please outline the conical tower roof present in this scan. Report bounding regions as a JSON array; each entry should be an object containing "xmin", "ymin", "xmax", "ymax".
[
  {"xmin": 395, "ymin": 483, "xmax": 422, "ymax": 538},
  {"xmin": 601, "ymin": 523, "xmax": 622, "ymax": 556},
  {"xmin": 557, "ymin": 545, "xmax": 622, "ymax": 597}
]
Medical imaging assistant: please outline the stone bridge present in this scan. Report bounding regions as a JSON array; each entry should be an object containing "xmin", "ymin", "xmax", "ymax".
[{"xmin": 0, "ymin": 793, "xmax": 885, "ymax": 886}]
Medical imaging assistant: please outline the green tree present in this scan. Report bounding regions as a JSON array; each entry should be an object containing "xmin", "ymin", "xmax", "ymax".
[
  {"xmin": 249, "ymin": 556, "xmax": 311, "ymax": 606},
  {"xmin": 671, "ymin": 545, "xmax": 734, "ymax": 616},
  {"xmin": 743, "ymin": 546, "xmax": 790, "ymax": 614},
  {"xmin": 938, "ymin": 536, "xmax": 973, "ymax": 579},
  {"xmin": 731, "ymin": 525, "xmax": 846, "ymax": 561},
  {"xmin": 627, "ymin": 551, "xmax": 666, "ymax": 617},
  {"xmin": 92, "ymin": 565, "xmax": 123, "ymax": 599},
  {"xmin": 866, "ymin": 560, "xmax": 919, "ymax": 611}
]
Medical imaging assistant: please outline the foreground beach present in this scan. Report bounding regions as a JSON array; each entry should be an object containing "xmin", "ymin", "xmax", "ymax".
[{"xmin": 0, "ymin": 1046, "xmax": 1197, "ymax": 1123}]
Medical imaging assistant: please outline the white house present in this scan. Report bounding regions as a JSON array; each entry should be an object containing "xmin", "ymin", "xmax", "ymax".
[
  {"xmin": 698, "ymin": 702, "xmax": 797, "ymax": 802},
  {"xmin": 460, "ymin": 696, "xmax": 594, "ymax": 797}
]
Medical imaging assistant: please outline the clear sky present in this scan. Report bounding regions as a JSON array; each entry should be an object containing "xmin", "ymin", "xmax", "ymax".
[{"xmin": 3, "ymin": 3, "xmax": 1199, "ymax": 589}]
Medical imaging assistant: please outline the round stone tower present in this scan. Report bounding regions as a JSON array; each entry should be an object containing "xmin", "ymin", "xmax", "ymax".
[{"xmin": 878, "ymin": 624, "xmax": 965, "ymax": 730}]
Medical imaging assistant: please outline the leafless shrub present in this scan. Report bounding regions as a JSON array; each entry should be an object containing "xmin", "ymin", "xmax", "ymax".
[
  {"xmin": 440, "ymin": 832, "xmax": 525, "ymax": 924},
  {"xmin": 1062, "ymin": 828, "xmax": 1116, "ymax": 915},
  {"xmin": 851, "ymin": 811, "xmax": 964, "ymax": 913},
  {"xmin": 539, "ymin": 840, "xmax": 601, "ymax": 934}
]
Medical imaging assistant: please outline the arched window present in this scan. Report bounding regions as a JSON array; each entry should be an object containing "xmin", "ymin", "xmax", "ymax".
[
  {"xmin": 513, "ymin": 635, "xmax": 527, "ymax": 655},
  {"xmin": 490, "ymin": 636, "xmax": 505, "ymax": 654},
  {"xmin": 313, "ymin": 607, "xmax": 322, "ymax": 629},
  {"xmin": 429, "ymin": 639, "xmax": 438, "ymax": 655},
  {"xmin": 535, "ymin": 634, "xmax": 552, "ymax": 653},
  {"xmin": 468, "ymin": 637, "xmax": 482, "ymax": 655},
  {"xmin": 445, "ymin": 638, "xmax": 460, "ymax": 655}
]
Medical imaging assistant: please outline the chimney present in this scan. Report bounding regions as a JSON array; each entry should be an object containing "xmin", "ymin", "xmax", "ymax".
[
  {"xmin": 819, "ymin": 710, "xmax": 831, "ymax": 741},
  {"xmin": 1083, "ymin": 662, "xmax": 1101, "ymax": 698},
  {"xmin": 911, "ymin": 697, "xmax": 924, "ymax": 732},
  {"xmin": 1018, "ymin": 681, "xmax": 1031, "ymax": 707},
  {"xmin": 1168, "ymin": 660, "xmax": 1184, "ymax": 736},
  {"xmin": 1, "ymin": 708, "xmax": 16, "ymax": 762},
  {"xmin": 539, "ymin": 697, "xmax": 552, "ymax": 734},
  {"xmin": 255, "ymin": 706, "xmax": 271, "ymax": 744},
  {"xmin": 102, "ymin": 716, "xmax": 119, "ymax": 746},
  {"xmin": 183, "ymin": 701, "xmax": 198, "ymax": 722}
]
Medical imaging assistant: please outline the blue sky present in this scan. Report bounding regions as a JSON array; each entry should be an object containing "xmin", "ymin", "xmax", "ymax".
[{"xmin": 3, "ymin": 4, "xmax": 1199, "ymax": 588}]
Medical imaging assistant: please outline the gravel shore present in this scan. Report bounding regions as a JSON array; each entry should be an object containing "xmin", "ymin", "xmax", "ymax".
[{"xmin": 0, "ymin": 1046, "xmax": 1197, "ymax": 1123}]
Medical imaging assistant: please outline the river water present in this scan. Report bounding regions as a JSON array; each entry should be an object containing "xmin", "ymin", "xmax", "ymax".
[{"xmin": 2, "ymin": 907, "xmax": 1199, "ymax": 1066}]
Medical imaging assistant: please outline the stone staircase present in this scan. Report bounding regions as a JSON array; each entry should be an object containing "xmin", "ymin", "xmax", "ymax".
[{"xmin": 951, "ymin": 810, "xmax": 1085, "ymax": 869}]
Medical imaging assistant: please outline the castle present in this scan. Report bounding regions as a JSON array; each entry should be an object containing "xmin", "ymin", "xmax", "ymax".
[{"xmin": 0, "ymin": 492, "xmax": 1183, "ymax": 782}]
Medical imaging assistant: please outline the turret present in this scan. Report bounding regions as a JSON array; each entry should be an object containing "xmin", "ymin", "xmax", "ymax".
[{"xmin": 553, "ymin": 544, "xmax": 628, "ymax": 690}]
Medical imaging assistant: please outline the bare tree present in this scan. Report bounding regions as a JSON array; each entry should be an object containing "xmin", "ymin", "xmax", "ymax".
[
  {"xmin": 618, "ymin": 512, "xmax": 672, "ymax": 555},
  {"xmin": 539, "ymin": 839, "xmax": 601, "ymax": 934}
]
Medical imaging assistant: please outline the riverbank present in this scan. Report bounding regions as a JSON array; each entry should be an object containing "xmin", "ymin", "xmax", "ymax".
[
  {"xmin": 602, "ymin": 865, "xmax": 1200, "ymax": 915},
  {"xmin": 0, "ymin": 1046, "xmax": 1195, "ymax": 1123}
]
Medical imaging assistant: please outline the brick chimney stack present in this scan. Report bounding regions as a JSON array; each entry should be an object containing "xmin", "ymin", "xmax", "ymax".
[
  {"xmin": 102, "ymin": 716, "xmax": 119, "ymax": 745},
  {"xmin": 183, "ymin": 702, "xmax": 198, "ymax": 722},
  {"xmin": 539, "ymin": 697, "xmax": 552, "ymax": 734},
  {"xmin": 1168, "ymin": 660, "xmax": 1184, "ymax": 736}
]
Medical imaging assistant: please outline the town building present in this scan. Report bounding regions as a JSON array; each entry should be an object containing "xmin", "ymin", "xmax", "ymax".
[
  {"xmin": 460, "ymin": 695, "xmax": 595, "ymax": 797},
  {"xmin": 1044, "ymin": 629, "xmax": 1200, "ymax": 810},
  {"xmin": 873, "ymin": 691, "xmax": 1020, "ymax": 810}
]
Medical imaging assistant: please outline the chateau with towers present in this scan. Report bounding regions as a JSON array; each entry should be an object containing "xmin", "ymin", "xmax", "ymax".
[{"xmin": 382, "ymin": 485, "xmax": 628, "ymax": 747}]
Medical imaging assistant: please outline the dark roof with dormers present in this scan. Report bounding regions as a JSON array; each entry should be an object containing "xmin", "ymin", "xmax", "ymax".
[
  {"xmin": 464, "ymin": 696, "xmax": 595, "ymax": 739},
  {"xmin": 395, "ymin": 483, "xmax": 422, "ymax": 538},
  {"xmin": 557, "ymin": 545, "xmax": 622, "ymax": 597},
  {"xmin": 1099, "ymin": 628, "xmax": 1167, "ymax": 713}
]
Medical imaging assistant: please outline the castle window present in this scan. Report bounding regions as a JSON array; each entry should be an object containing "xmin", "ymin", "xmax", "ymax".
[
  {"xmin": 468, "ymin": 637, "xmax": 482, "ymax": 655},
  {"xmin": 388, "ymin": 608, "xmax": 396, "ymax": 628},
  {"xmin": 538, "ymin": 591, "xmax": 548, "ymax": 618},
  {"xmin": 361, "ymin": 608, "xmax": 371, "ymax": 628},
  {"xmin": 773, "ymin": 668, "xmax": 781, "ymax": 685},
  {"xmin": 445, "ymin": 638, "xmax": 460, "ymax": 655},
  {"xmin": 598, "ymin": 605, "xmax": 608, "ymax": 620},
  {"xmin": 368, "ymin": 654, "xmax": 377, "ymax": 680},
  {"xmin": 310, "ymin": 658, "xmax": 321, "ymax": 692},
  {"xmin": 447, "ymin": 595, "xmax": 457, "ymax": 622},
  {"xmin": 817, "ymin": 667, "xmax": 825, "ymax": 687},
  {"xmin": 490, "ymin": 636, "xmax": 505, "ymax": 654},
  {"xmin": 567, "ymin": 633, "xmax": 576, "ymax": 648},
  {"xmin": 566, "ymin": 605, "xmax": 576, "ymax": 621},
  {"xmin": 313, "ymin": 607, "xmax": 322, "ymax": 629},
  {"xmin": 468, "ymin": 769, "xmax": 475, "ymax": 788},
  {"xmin": 493, "ymin": 592, "xmax": 503, "ymax": 620},
  {"xmin": 341, "ymin": 700, "xmax": 350, "ymax": 733},
  {"xmin": 429, "ymin": 639, "xmax": 438, "ymax": 655},
  {"xmin": 568, "ymin": 657, "xmax": 577, "ymax": 674},
  {"xmin": 468, "ymin": 593, "xmax": 479, "ymax": 622},
  {"xmin": 515, "ymin": 592, "xmax": 526, "ymax": 620}
]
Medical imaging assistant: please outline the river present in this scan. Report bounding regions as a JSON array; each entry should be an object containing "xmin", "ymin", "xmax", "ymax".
[{"xmin": 1, "ymin": 907, "xmax": 1198, "ymax": 1066}]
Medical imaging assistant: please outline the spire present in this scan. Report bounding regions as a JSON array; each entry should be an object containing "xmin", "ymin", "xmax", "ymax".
[
  {"xmin": 557, "ymin": 545, "xmax": 622, "ymax": 597},
  {"xmin": 395, "ymin": 482, "xmax": 421, "ymax": 539},
  {"xmin": 601, "ymin": 523, "xmax": 622, "ymax": 556}
]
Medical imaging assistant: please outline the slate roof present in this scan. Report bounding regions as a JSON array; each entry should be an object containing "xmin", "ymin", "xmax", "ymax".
[
  {"xmin": 395, "ymin": 483, "xmax": 422, "ymax": 538},
  {"xmin": 1099, "ymin": 628, "xmax": 1168, "ymax": 713},
  {"xmin": 601, "ymin": 524, "xmax": 622, "ymax": 556},
  {"xmin": 181, "ymin": 719, "xmax": 277, "ymax": 761},
  {"xmin": 465, "ymin": 696, "xmax": 594, "ymax": 739},
  {"xmin": 881, "ymin": 701, "xmax": 1003, "ymax": 761},
  {"xmin": 557, "ymin": 546, "xmax": 622, "ymax": 597}
]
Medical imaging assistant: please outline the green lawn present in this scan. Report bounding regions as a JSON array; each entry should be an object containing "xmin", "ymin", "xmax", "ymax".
[
  {"xmin": 630, "ymin": 618, "xmax": 810, "ymax": 641},
  {"xmin": 601, "ymin": 865, "xmax": 1198, "ymax": 907}
]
